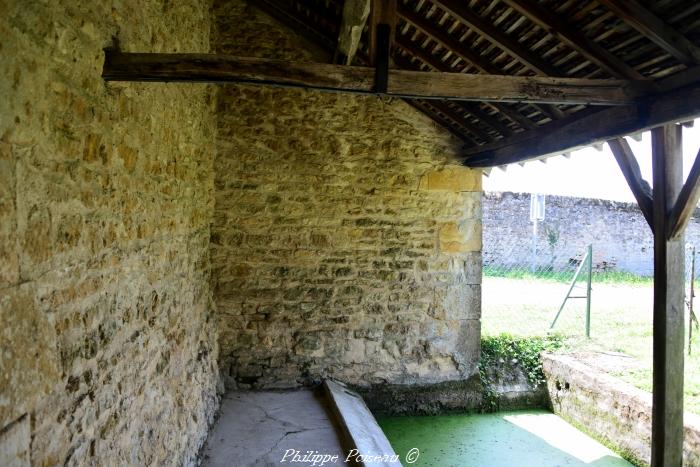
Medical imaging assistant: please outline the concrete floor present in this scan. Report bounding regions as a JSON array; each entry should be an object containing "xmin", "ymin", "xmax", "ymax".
[
  {"xmin": 201, "ymin": 389, "xmax": 344, "ymax": 466},
  {"xmin": 379, "ymin": 409, "xmax": 633, "ymax": 467}
]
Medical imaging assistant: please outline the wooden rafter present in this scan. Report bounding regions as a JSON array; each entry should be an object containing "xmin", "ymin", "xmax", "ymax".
[
  {"xmin": 428, "ymin": 1, "xmax": 568, "ymax": 119},
  {"xmin": 461, "ymin": 77, "xmax": 700, "ymax": 167},
  {"xmin": 393, "ymin": 44, "xmax": 515, "ymax": 136},
  {"xmin": 397, "ymin": 6, "xmax": 498, "ymax": 74},
  {"xmin": 427, "ymin": 101, "xmax": 493, "ymax": 143},
  {"xmin": 597, "ymin": 0, "xmax": 700, "ymax": 65},
  {"xmin": 102, "ymin": 52, "xmax": 646, "ymax": 106},
  {"xmin": 398, "ymin": 5, "xmax": 563, "ymax": 121},
  {"xmin": 407, "ymin": 100, "xmax": 477, "ymax": 146},
  {"xmin": 500, "ymin": 0, "xmax": 645, "ymax": 80},
  {"xmin": 433, "ymin": 0, "xmax": 561, "ymax": 77}
]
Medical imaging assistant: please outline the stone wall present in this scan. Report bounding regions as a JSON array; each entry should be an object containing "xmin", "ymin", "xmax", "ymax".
[
  {"xmin": 211, "ymin": 1, "xmax": 482, "ymax": 396},
  {"xmin": 484, "ymin": 191, "xmax": 700, "ymax": 276},
  {"xmin": 0, "ymin": 1, "xmax": 220, "ymax": 465},
  {"xmin": 543, "ymin": 354, "xmax": 700, "ymax": 466}
]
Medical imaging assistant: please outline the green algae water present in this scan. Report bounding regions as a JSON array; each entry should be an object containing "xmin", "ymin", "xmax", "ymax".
[{"xmin": 378, "ymin": 409, "xmax": 633, "ymax": 467}]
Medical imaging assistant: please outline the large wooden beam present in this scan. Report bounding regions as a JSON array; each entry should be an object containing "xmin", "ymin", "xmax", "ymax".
[
  {"xmin": 102, "ymin": 52, "xmax": 646, "ymax": 105},
  {"xmin": 668, "ymin": 146, "xmax": 700, "ymax": 239},
  {"xmin": 334, "ymin": 0, "xmax": 371, "ymax": 65},
  {"xmin": 650, "ymin": 124, "xmax": 685, "ymax": 466},
  {"xmin": 597, "ymin": 0, "xmax": 700, "ymax": 66},
  {"xmin": 608, "ymin": 137, "xmax": 653, "ymax": 228},
  {"xmin": 461, "ymin": 76, "xmax": 700, "ymax": 167},
  {"xmin": 501, "ymin": 0, "xmax": 645, "ymax": 80}
]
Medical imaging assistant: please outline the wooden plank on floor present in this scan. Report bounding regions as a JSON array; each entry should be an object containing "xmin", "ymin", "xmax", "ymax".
[{"xmin": 323, "ymin": 379, "xmax": 399, "ymax": 466}]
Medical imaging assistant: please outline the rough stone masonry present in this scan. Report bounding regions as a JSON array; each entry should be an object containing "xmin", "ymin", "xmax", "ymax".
[
  {"xmin": 211, "ymin": 0, "xmax": 483, "ymax": 408},
  {"xmin": 0, "ymin": 0, "xmax": 483, "ymax": 464},
  {"xmin": 1, "ymin": 1, "xmax": 219, "ymax": 465}
]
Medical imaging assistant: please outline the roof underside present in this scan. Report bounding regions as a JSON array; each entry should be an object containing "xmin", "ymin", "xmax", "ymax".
[{"xmin": 254, "ymin": 0, "xmax": 700, "ymax": 167}]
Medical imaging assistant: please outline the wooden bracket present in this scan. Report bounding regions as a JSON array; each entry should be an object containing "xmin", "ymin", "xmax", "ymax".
[
  {"xmin": 608, "ymin": 137, "xmax": 654, "ymax": 229},
  {"xmin": 667, "ymin": 146, "xmax": 700, "ymax": 239}
]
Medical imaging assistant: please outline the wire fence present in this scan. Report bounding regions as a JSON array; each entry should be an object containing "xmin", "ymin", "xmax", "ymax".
[{"xmin": 480, "ymin": 191, "xmax": 700, "ymax": 349}]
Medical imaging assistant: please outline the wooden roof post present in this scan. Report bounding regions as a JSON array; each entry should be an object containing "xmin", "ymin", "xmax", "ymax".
[
  {"xmin": 651, "ymin": 123, "xmax": 685, "ymax": 466},
  {"xmin": 369, "ymin": 0, "xmax": 396, "ymax": 94}
]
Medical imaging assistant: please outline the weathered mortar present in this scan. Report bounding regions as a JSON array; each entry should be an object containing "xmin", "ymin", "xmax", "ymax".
[
  {"xmin": 484, "ymin": 191, "xmax": 700, "ymax": 276},
  {"xmin": 1, "ymin": 1, "xmax": 219, "ymax": 465},
  {"xmin": 211, "ymin": 0, "xmax": 483, "ymax": 403}
]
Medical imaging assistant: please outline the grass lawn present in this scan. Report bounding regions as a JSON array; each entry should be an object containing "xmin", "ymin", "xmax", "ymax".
[{"xmin": 482, "ymin": 276, "xmax": 700, "ymax": 414}]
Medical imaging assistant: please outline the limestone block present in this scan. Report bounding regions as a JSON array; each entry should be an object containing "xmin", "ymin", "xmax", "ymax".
[
  {"xmin": 439, "ymin": 221, "xmax": 482, "ymax": 253},
  {"xmin": 419, "ymin": 166, "xmax": 481, "ymax": 192}
]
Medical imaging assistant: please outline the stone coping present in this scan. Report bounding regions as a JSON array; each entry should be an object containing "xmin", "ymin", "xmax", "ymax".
[{"xmin": 542, "ymin": 353, "xmax": 700, "ymax": 466}]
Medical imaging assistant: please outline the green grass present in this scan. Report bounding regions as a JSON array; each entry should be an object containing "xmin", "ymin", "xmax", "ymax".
[
  {"xmin": 482, "ymin": 265, "xmax": 654, "ymax": 285},
  {"xmin": 482, "ymin": 276, "xmax": 700, "ymax": 414}
]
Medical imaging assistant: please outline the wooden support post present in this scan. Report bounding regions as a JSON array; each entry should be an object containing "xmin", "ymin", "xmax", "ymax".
[
  {"xmin": 651, "ymin": 124, "xmax": 685, "ymax": 466},
  {"xmin": 368, "ymin": 0, "xmax": 396, "ymax": 67},
  {"xmin": 374, "ymin": 24, "xmax": 390, "ymax": 94}
]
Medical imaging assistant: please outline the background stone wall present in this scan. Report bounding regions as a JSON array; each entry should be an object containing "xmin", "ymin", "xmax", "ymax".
[
  {"xmin": 0, "ymin": 1, "xmax": 220, "ymax": 465},
  {"xmin": 211, "ymin": 0, "xmax": 483, "ymax": 392},
  {"xmin": 484, "ymin": 191, "xmax": 700, "ymax": 276}
]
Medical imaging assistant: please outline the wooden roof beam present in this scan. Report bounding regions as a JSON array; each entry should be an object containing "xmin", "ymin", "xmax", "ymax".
[
  {"xmin": 334, "ymin": 0, "xmax": 371, "ymax": 65},
  {"xmin": 597, "ymin": 0, "xmax": 700, "ymax": 65},
  {"xmin": 500, "ymin": 0, "xmax": 646, "ymax": 80},
  {"xmin": 102, "ymin": 52, "xmax": 647, "ymax": 106},
  {"xmin": 393, "ymin": 41, "xmax": 516, "ymax": 136},
  {"xmin": 461, "ymin": 77, "xmax": 700, "ymax": 167}
]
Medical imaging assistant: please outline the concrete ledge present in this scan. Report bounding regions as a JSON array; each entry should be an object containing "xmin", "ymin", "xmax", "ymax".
[
  {"xmin": 353, "ymin": 374, "xmax": 483, "ymax": 416},
  {"xmin": 323, "ymin": 380, "xmax": 399, "ymax": 466},
  {"xmin": 542, "ymin": 353, "xmax": 700, "ymax": 466}
]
